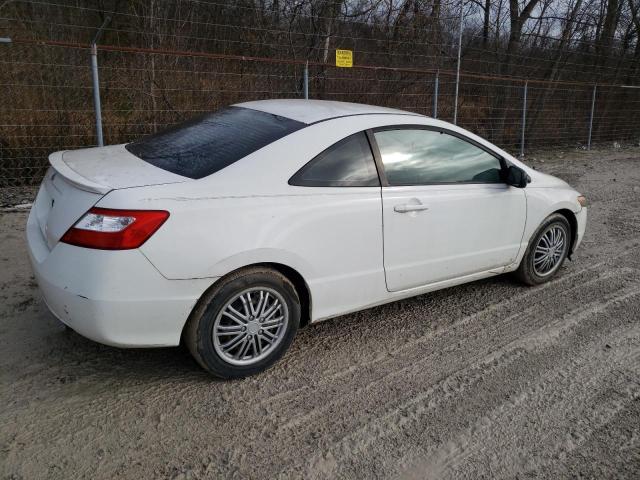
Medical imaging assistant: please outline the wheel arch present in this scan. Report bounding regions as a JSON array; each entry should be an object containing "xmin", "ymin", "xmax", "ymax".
[
  {"xmin": 183, "ymin": 262, "xmax": 312, "ymax": 342},
  {"xmin": 257, "ymin": 262, "xmax": 312, "ymax": 328},
  {"xmin": 553, "ymin": 208, "xmax": 578, "ymax": 258}
]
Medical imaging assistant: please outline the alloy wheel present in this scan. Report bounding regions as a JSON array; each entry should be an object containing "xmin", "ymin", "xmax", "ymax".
[
  {"xmin": 212, "ymin": 287, "xmax": 289, "ymax": 366},
  {"xmin": 533, "ymin": 224, "xmax": 567, "ymax": 277}
]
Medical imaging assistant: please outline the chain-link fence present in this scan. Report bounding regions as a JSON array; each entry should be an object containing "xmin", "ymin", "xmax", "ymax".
[{"xmin": 1, "ymin": 0, "xmax": 640, "ymax": 190}]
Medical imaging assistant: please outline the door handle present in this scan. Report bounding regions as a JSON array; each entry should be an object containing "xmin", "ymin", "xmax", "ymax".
[{"xmin": 394, "ymin": 204, "xmax": 429, "ymax": 213}]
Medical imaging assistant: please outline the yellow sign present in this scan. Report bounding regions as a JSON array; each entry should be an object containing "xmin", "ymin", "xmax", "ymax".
[{"xmin": 336, "ymin": 49, "xmax": 353, "ymax": 68}]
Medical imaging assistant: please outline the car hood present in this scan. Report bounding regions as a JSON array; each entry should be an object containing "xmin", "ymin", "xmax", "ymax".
[{"xmin": 528, "ymin": 170, "xmax": 572, "ymax": 189}]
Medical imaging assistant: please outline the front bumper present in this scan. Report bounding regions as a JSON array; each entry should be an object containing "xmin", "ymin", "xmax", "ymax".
[
  {"xmin": 573, "ymin": 207, "xmax": 587, "ymax": 253},
  {"xmin": 26, "ymin": 208, "xmax": 215, "ymax": 347}
]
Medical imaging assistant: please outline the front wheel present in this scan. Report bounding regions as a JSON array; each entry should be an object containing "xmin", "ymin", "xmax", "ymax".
[
  {"xmin": 515, "ymin": 213, "xmax": 571, "ymax": 286},
  {"xmin": 185, "ymin": 267, "xmax": 300, "ymax": 379}
]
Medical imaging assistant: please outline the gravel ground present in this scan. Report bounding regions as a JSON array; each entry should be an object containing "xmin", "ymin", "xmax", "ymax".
[
  {"xmin": 0, "ymin": 186, "xmax": 37, "ymax": 209},
  {"xmin": 1, "ymin": 147, "xmax": 639, "ymax": 479}
]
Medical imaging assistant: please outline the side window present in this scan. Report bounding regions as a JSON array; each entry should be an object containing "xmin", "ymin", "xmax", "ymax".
[
  {"xmin": 289, "ymin": 132, "xmax": 380, "ymax": 187},
  {"xmin": 373, "ymin": 128, "xmax": 503, "ymax": 186}
]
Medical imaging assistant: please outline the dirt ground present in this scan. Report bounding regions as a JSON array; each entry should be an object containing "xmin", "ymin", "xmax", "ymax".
[{"xmin": 1, "ymin": 147, "xmax": 639, "ymax": 479}]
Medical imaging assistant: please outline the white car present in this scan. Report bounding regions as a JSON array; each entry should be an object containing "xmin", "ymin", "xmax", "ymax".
[{"xmin": 26, "ymin": 100, "xmax": 587, "ymax": 378}]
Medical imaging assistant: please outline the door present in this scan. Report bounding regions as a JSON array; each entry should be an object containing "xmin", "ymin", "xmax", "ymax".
[{"xmin": 372, "ymin": 127, "xmax": 526, "ymax": 292}]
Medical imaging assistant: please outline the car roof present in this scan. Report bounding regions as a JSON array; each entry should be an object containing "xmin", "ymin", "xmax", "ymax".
[{"xmin": 233, "ymin": 99, "xmax": 424, "ymax": 125}]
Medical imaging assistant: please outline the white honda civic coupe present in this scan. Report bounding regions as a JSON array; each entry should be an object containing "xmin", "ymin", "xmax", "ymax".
[{"xmin": 26, "ymin": 99, "xmax": 587, "ymax": 378}]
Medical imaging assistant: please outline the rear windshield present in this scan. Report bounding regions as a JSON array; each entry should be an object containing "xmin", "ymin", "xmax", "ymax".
[{"xmin": 125, "ymin": 106, "xmax": 305, "ymax": 179}]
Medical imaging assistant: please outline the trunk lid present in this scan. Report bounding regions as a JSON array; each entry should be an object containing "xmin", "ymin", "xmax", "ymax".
[
  {"xmin": 33, "ymin": 166, "xmax": 105, "ymax": 250},
  {"xmin": 59, "ymin": 144, "xmax": 188, "ymax": 191},
  {"xmin": 34, "ymin": 146, "xmax": 187, "ymax": 249}
]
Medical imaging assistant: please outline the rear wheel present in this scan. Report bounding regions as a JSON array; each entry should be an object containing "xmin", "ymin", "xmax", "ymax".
[
  {"xmin": 515, "ymin": 213, "xmax": 571, "ymax": 286},
  {"xmin": 185, "ymin": 267, "xmax": 300, "ymax": 379}
]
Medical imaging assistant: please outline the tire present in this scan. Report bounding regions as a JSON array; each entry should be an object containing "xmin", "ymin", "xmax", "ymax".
[
  {"xmin": 515, "ymin": 213, "xmax": 571, "ymax": 286},
  {"xmin": 184, "ymin": 267, "xmax": 300, "ymax": 379}
]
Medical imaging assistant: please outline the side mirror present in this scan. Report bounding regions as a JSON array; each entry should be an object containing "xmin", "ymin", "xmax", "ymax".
[{"xmin": 505, "ymin": 165, "xmax": 530, "ymax": 188}]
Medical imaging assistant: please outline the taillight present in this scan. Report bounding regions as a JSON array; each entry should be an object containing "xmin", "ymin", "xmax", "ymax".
[{"xmin": 61, "ymin": 208, "xmax": 169, "ymax": 250}]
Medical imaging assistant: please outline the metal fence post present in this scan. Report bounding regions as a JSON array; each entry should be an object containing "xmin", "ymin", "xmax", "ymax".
[
  {"xmin": 90, "ymin": 17, "xmax": 110, "ymax": 147},
  {"xmin": 303, "ymin": 61, "xmax": 309, "ymax": 100},
  {"xmin": 433, "ymin": 70, "xmax": 439, "ymax": 119},
  {"xmin": 520, "ymin": 81, "xmax": 528, "ymax": 157},
  {"xmin": 90, "ymin": 43, "xmax": 104, "ymax": 147},
  {"xmin": 453, "ymin": 0, "xmax": 463, "ymax": 124},
  {"xmin": 587, "ymin": 84, "xmax": 597, "ymax": 150}
]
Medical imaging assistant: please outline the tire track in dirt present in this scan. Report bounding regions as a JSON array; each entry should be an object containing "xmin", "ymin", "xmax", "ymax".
[
  {"xmin": 257, "ymin": 256, "xmax": 628, "ymax": 415},
  {"xmin": 260, "ymin": 243, "xmax": 639, "ymax": 412},
  {"xmin": 270, "ymin": 265, "xmax": 636, "ymax": 438},
  {"xmin": 292, "ymin": 282, "xmax": 640, "ymax": 478},
  {"xmin": 541, "ymin": 391, "xmax": 640, "ymax": 479},
  {"xmin": 418, "ymin": 328, "xmax": 640, "ymax": 479}
]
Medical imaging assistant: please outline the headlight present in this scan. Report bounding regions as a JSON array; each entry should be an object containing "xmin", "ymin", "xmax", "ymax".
[{"xmin": 577, "ymin": 195, "xmax": 587, "ymax": 207}]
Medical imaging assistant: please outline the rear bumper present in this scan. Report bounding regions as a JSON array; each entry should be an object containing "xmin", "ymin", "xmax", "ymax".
[{"xmin": 26, "ymin": 207, "xmax": 215, "ymax": 347}]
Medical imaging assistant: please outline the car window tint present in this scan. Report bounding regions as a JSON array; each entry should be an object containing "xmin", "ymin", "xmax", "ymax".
[
  {"xmin": 125, "ymin": 106, "xmax": 305, "ymax": 179},
  {"xmin": 374, "ymin": 129, "xmax": 503, "ymax": 185},
  {"xmin": 289, "ymin": 132, "xmax": 380, "ymax": 187}
]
